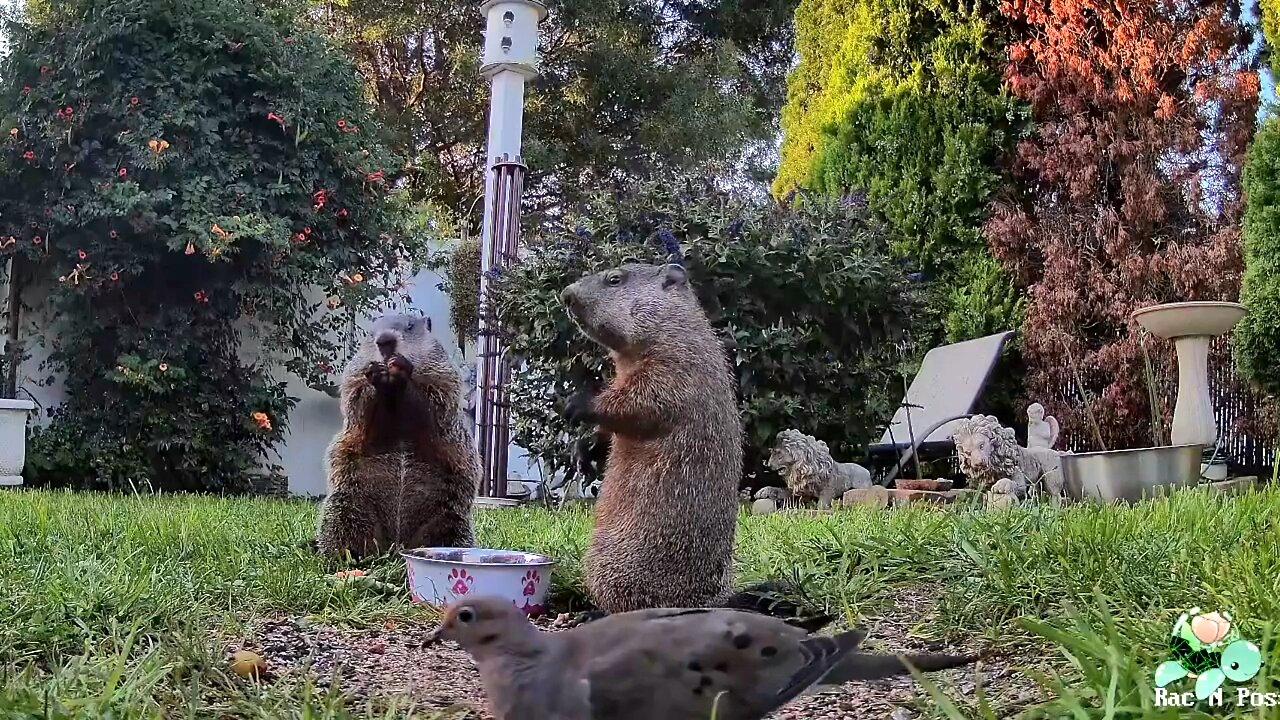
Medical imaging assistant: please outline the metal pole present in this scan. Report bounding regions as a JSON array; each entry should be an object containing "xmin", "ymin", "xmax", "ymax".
[{"xmin": 475, "ymin": 0, "xmax": 545, "ymax": 496}]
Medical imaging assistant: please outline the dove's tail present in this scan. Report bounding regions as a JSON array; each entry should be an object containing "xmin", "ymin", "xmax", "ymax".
[
  {"xmin": 821, "ymin": 651, "xmax": 980, "ymax": 684},
  {"xmin": 720, "ymin": 581, "xmax": 835, "ymax": 633}
]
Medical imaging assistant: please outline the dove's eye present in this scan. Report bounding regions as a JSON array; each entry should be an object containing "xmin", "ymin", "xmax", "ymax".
[{"xmin": 456, "ymin": 607, "xmax": 476, "ymax": 624}]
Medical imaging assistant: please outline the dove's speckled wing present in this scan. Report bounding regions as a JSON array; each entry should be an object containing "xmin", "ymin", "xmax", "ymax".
[{"xmin": 560, "ymin": 607, "xmax": 865, "ymax": 720}]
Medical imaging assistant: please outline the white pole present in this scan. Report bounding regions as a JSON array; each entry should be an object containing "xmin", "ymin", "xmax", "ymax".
[
  {"xmin": 475, "ymin": 1, "xmax": 545, "ymax": 493},
  {"xmin": 478, "ymin": 71, "xmax": 529, "ymax": 284}
]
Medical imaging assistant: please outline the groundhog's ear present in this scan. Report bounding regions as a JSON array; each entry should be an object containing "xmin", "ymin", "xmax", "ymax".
[{"xmin": 661, "ymin": 263, "xmax": 687, "ymax": 290}]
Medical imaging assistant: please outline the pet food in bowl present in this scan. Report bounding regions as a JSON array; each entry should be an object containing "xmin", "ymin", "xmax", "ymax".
[{"xmin": 403, "ymin": 547, "xmax": 555, "ymax": 616}]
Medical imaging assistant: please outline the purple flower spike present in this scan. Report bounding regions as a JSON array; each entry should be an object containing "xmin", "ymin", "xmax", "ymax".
[{"xmin": 657, "ymin": 228, "xmax": 681, "ymax": 258}]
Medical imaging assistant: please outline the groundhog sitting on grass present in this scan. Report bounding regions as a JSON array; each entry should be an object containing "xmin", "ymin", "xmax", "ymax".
[
  {"xmin": 562, "ymin": 263, "xmax": 744, "ymax": 612},
  {"xmin": 316, "ymin": 314, "xmax": 479, "ymax": 559}
]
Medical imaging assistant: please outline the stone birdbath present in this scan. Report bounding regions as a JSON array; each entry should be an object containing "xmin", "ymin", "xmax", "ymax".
[{"xmin": 1131, "ymin": 301, "xmax": 1247, "ymax": 447}]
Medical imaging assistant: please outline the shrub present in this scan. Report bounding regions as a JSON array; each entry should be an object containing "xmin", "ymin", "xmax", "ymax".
[
  {"xmin": 944, "ymin": 253, "xmax": 1025, "ymax": 343},
  {"xmin": 0, "ymin": 0, "xmax": 428, "ymax": 490},
  {"xmin": 1237, "ymin": 5, "xmax": 1280, "ymax": 405},
  {"xmin": 1237, "ymin": 119, "xmax": 1280, "ymax": 399},
  {"xmin": 775, "ymin": 0, "xmax": 1023, "ymax": 342},
  {"xmin": 439, "ymin": 234, "xmax": 481, "ymax": 347},
  {"xmin": 986, "ymin": 0, "xmax": 1257, "ymax": 449},
  {"xmin": 492, "ymin": 179, "xmax": 921, "ymax": 483}
]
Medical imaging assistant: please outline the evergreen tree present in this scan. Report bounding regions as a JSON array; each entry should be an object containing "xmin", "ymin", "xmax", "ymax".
[
  {"xmin": 775, "ymin": 0, "xmax": 1022, "ymax": 342},
  {"xmin": 1236, "ymin": 0, "xmax": 1280, "ymax": 411}
]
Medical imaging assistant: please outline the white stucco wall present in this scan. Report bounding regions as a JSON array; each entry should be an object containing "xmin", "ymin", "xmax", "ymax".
[{"xmin": 6, "ymin": 268, "xmax": 538, "ymax": 496}]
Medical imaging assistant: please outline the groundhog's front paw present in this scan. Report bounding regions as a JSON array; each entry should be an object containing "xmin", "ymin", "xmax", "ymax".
[
  {"xmin": 363, "ymin": 361, "xmax": 390, "ymax": 388},
  {"xmin": 386, "ymin": 354, "xmax": 414, "ymax": 384},
  {"xmin": 564, "ymin": 389, "xmax": 597, "ymax": 424}
]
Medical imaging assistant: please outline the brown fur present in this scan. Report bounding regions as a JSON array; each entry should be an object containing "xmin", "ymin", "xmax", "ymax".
[
  {"xmin": 316, "ymin": 314, "xmax": 479, "ymax": 559},
  {"xmin": 562, "ymin": 263, "xmax": 743, "ymax": 612}
]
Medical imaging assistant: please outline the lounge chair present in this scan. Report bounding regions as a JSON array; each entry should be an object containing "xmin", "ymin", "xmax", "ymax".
[{"xmin": 866, "ymin": 331, "xmax": 1016, "ymax": 484}]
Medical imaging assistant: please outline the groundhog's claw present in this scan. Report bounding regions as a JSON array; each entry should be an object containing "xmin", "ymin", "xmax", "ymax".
[
  {"xmin": 387, "ymin": 354, "xmax": 414, "ymax": 381},
  {"xmin": 564, "ymin": 389, "xmax": 597, "ymax": 423},
  {"xmin": 363, "ymin": 361, "xmax": 390, "ymax": 387}
]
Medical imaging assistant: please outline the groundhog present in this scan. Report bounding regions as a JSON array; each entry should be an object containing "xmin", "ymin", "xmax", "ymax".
[
  {"xmin": 561, "ymin": 263, "xmax": 743, "ymax": 612},
  {"xmin": 316, "ymin": 313, "xmax": 479, "ymax": 559}
]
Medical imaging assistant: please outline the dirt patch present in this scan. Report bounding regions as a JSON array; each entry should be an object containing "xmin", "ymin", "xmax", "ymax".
[
  {"xmin": 235, "ymin": 590, "xmax": 1048, "ymax": 719},
  {"xmin": 772, "ymin": 587, "xmax": 1047, "ymax": 719}
]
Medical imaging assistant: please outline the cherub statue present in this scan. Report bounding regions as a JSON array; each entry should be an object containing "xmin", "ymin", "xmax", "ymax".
[
  {"xmin": 952, "ymin": 414, "xmax": 1064, "ymax": 502},
  {"xmin": 767, "ymin": 429, "xmax": 872, "ymax": 509},
  {"xmin": 1026, "ymin": 402, "xmax": 1060, "ymax": 449}
]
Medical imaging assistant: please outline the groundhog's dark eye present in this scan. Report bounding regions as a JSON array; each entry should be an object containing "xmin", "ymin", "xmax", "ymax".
[
  {"xmin": 406, "ymin": 322, "xmax": 416, "ymax": 332},
  {"xmin": 607, "ymin": 272, "xmax": 623, "ymax": 286},
  {"xmin": 457, "ymin": 607, "xmax": 476, "ymax": 624}
]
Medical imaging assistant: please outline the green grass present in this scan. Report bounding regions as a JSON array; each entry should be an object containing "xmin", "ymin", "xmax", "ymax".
[{"xmin": 3, "ymin": 487, "xmax": 1280, "ymax": 717}]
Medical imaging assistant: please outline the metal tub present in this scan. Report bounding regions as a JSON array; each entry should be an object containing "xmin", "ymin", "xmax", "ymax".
[{"xmin": 1061, "ymin": 444, "xmax": 1203, "ymax": 502}]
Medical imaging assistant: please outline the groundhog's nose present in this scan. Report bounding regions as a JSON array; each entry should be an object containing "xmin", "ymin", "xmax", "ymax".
[
  {"xmin": 375, "ymin": 332, "xmax": 397, "ymax": 356},
  {"xmin": 561, "ymin": 285, "xmax": 579, "ymax": 309}
]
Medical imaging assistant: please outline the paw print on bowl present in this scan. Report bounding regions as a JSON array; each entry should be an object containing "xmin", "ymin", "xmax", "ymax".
[
  {"xmin": 521, "ymin": 568, "xmax": 541, "ymax": 597},
  {"xmin": 449, "ymin": 567, "xmax": 475, "ymax": 595},
  {"xmin": 406, "ymin": 564, "xmax": 423, "ymax": 603}
]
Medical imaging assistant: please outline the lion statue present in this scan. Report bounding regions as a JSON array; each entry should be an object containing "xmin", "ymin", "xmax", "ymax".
[
  {"xmin": 767, "ymin": 429, "xmax": 873, "ymax": 508},
  {"xmin": 952, "ymin": 414, "xmax": 1064, "ymax": 502}
]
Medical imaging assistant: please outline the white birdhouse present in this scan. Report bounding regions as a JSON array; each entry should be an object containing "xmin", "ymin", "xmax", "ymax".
[{"xmin": 480, "ymin": 0, "xmax": 547, "ymax": 77}]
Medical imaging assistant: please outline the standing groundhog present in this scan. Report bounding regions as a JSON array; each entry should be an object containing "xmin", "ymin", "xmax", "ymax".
[
  {"xmin": 561, "ymin": 263, "xmax": 743, "ymax": 612},
  {"xmin": 316, "ymin": 313, "xmax": 479, "ymax": 559}
]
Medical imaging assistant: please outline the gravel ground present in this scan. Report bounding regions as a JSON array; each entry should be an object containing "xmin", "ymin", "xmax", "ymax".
[{"xmin": 233, "ymin": 589, "xmax": 1048, "ymax": 719}]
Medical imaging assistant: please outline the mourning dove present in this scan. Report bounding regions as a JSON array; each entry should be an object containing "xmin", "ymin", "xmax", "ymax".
[{"xmin": 425, "ymin": 596, "xmax": 978, "ymax": 720}]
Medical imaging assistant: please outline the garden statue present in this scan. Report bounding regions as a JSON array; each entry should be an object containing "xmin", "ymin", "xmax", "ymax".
[
  {"xmin": 1026, "ymin": 402, "xmax": 1060, "ymax": 449},
  {"xmin": 751, "ymin": 485, "xmax": 792, "ymax": 515},
  {"xmin": 952, "ymin": 414, "xmax": 1065, "ymax": 502},
  {"xmin": 767, "ymin": 429, "xmax": 872, "ymax": 509}
]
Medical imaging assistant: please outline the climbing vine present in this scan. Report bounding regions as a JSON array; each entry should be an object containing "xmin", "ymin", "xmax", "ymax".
[{"xmin": 0, "ymin": 0, "xmax": 429, "ymax": 490}]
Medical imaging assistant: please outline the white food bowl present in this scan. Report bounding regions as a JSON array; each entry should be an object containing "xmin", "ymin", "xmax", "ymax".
[{"xmin": 403, "ymin": 547, "xmax": 555, "ymax": 616}]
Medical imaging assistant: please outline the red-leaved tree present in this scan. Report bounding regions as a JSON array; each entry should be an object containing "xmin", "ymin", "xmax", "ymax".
[{"xmin": 986, "ymin": 0, "xmax": 1259, "ymax": 449}]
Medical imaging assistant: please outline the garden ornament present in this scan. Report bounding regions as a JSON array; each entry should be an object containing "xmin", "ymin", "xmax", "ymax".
[
  {"xmin": 425, "ymin": 595, "xmax": 977, "ymax": 720},
  {"xmin": 767, "ymin": 429, "xmax": 872, "ymax": 509},
  {"xmin": 1025, "ymin": 402, "xmax": 1060, "ymax": 449},
  {"xmin": 952, "ymin": 414, "xmax": 1064, "ymax": 501},
  {"xmin": 750, "ymin": 486, "xmax": 791, "ymax": 515}
]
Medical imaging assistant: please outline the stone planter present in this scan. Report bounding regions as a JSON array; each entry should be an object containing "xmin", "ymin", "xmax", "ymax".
[
  {"xmin": 0, "ymin": 399, "xmax": 34, "ymax": 486},
  {"xmin": 1060, "ymin": 444, "xmax": 1202, "ymax": 502}
]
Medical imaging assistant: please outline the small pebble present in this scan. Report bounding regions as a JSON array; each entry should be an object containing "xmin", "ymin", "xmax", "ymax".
[{"xmin": 891, "ymin": 709, "xmax": 916, "ymax": 720}]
